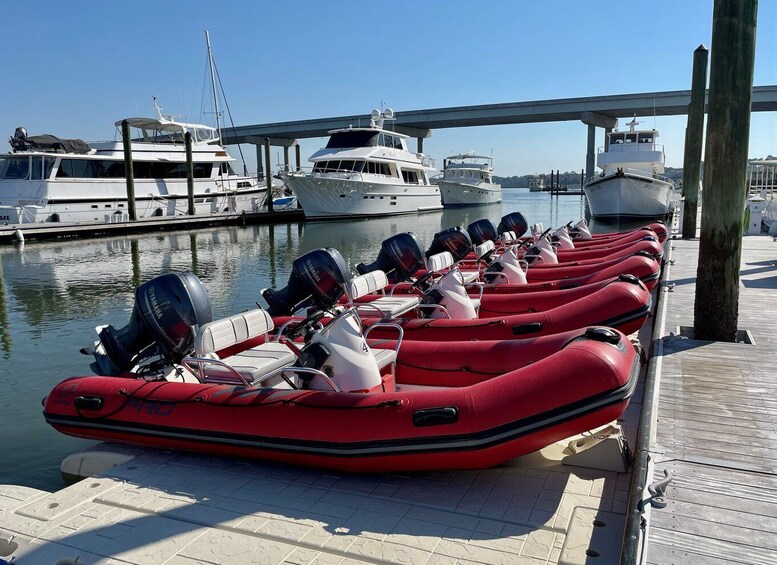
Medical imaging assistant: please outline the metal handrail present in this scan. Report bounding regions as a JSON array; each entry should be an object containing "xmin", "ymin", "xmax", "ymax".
[
  {"xmin": 364, "ymin": 322, "xmax": 404, "ymax": 355},
  {"xmin": 415, "ymin": 302, "xmax": 451, "ymax": 319},
  {"xmin": 181, "ymin": 356, "xmax": 251, "ymax": 387}
]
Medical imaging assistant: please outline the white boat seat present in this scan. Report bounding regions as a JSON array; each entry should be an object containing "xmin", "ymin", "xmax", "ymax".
[
  {"xmin": 194, "ymin": 308, "xmax": 296, "ymax": 384},
  {"xmin": 220, "ymin": 342, "xmax": 297, "ymax": 382},
  {"xmin": 474, "ymin": 240, "xmax": 495, "ymax": 260},
  {"xmin": 355, "ymin": 296, "xmax": 420, "ymax": 319},
  {"xmin": 347, "ymin": 269, "xmax": 420, "ymax": 320},
  {"xmin": 347, "ymin": 270, "xmax": 389, "ymax": 300},
  {"xmin": 372, "ymin": 348, "xmax": 397, "ymax": 371},
  {"xmin": 427, "ymin": 251, "xmax": 454, "ymax": 273}
]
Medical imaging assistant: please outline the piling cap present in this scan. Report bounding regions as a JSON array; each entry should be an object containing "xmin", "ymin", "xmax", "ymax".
[{"xmin": 695, "ymin": 44, "xmax": 708, "ymax": 52}]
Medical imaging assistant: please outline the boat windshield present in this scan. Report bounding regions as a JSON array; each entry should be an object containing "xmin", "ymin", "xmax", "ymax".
[
  {"xmin": 325, "ymin": 131, "xmax": 378, "ymax": 149},
  {"xmin": 0, "ymin": 157, "xmax": 30, "ymax": 180}
]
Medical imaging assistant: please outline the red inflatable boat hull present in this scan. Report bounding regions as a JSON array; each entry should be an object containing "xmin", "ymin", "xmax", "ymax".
[
  {"xmin": 345, "ymin": 278, "xmax": 651, "ymax": 341},
  {"xmin": 43, "ymin": 330, "xmax": 639, "ymax": 473}
]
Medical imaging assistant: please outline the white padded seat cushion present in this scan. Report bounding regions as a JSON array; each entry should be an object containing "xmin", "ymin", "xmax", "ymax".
[
  {"xmin": 355, "ymin": 296, "xmax": 420, "ymax": 319},
  {"xmin": 501, "ymin": 231, "xmax": 517, "ymax": 243},
  {"xmin": 372, "ymin": 348, "xmax": 397, "ymax": 370},
  {"xmin": 218, "ymin": 342, "xmax": 297, "ymax": 381},
  {"xmin": 195, "ymin": 309, "xmax": 274, "ymax": 356},
  {"xmin": 427, "ymin": 251, "xmax": 454, "ymax": 273},
  {"xmin": 460, "ymin": 270, "xmax": 480, "ymax": 284},
  {"xmin": 474, "ymin": 240, "xmax": 495, "ymax": 259},
  {"xmin": 348, "ymin": 270, "xmax": 389, "ymax": 300}
]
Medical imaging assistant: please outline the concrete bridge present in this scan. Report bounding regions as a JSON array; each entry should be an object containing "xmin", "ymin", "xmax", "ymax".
[{"xmin": 224, "ymin": 85, "xmax": 777, "ymax": 179}]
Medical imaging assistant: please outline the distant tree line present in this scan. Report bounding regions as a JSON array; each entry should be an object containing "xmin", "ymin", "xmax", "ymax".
[{"xmin": 495, "ymin": 166, "xmax": 687, "ymax": 188}]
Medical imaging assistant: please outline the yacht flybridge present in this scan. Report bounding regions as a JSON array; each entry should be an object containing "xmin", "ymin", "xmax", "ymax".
[
  {"xmin": 282, "ymin": 108, "xmax": 441, "ymax": 219},
  {"xmin": 436, "ymin": 152, "xmax": 502, "ymax": 206},
  {"xmin": 583, "ymin": 118, "xmax": 675, "ymax": 218}
]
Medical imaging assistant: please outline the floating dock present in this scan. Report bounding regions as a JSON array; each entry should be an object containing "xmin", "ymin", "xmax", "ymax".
[{"xmin": 0, "ymin": 209, "xmax": 304, "ymax": 245}]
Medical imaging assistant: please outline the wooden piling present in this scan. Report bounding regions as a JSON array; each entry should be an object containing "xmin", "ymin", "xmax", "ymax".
[
  {"xmin": 295, "ymin": 143, "xmax": 301, "ymax": 171},
  {"xmin": 256, "ymin": 143, "xmax": 264, "ymax": 179},
  {"xmin": 283, "ymin": 146, "xmax": 290, "ymax": 172},
  {"xmin": 693, "ymin": 0, "xmax": 758, "ymax": 342},
  {"xmin": 681, "ymin": 44, "xmax": 709, "ymax": 239},
  {"xmin": 264, "ymin": 138, "xmax": 274, "ymax": 212},
  {"xmin": 185, "ymin": 132, "xmax": 195, "ymax": 216},
  {"xmin": 121, "ymin": 120, "xmax": 137, "ymax": 221},
  {"xmin": 585, "ymin": 124, "xmax": 596, "ymax": 182}
]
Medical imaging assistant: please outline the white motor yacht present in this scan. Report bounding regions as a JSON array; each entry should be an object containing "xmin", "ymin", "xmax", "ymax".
[
  {"xmin": 0, "ymin": 32, "xmax": 283, "ymax": 226},
  {"xmin": 0, "ymin": 113, "xmax": 270, "ymax": 225},
  {"xmin": 436, "ymin": 152, "xmax": 502, "ymax": 206},
  {"xmin": 281, "ymin": 109, "xmax": 441, "ymax": 219},
  {"xmin": 583, "ymin": 118, "xmax": 675, "ymax": 218}
]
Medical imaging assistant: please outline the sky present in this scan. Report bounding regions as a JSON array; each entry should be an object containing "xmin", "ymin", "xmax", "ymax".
[{"xmin": 1, "ymin": 1, "xmax": 775, "ymax": 177}]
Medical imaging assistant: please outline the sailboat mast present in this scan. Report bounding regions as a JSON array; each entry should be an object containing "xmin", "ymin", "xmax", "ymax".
[{"xmin": 205, "ymin": 30, "xmax": 222, "ymax": 142}]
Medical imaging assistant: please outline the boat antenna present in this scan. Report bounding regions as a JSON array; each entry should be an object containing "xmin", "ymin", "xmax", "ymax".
[{"xmin": 205, "ymin": 30, "xmax": 222, "ymax": 142}]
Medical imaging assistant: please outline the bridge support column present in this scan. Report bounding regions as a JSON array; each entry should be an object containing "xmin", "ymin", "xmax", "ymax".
[
  {"xmin": 417, "ymin": 137, "xmax": 424, "ymax": 154},
  {"xmin": 604, "ymin": 127, "xmax": 612, "ymax": 152},
  {"xmin": 585, "ymin": 124, "xmax": 596, "ymax": 183}
]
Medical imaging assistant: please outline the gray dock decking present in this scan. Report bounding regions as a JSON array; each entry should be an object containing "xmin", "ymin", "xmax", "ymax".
[{"xmin": 647, "ymin": 234, "xmax": 777, "ymax": 564}]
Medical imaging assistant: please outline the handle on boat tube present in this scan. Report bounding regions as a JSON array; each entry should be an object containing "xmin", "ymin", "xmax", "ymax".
[{"xmin": 512, "ymin": 322, "xmax": 544, "ymax": 335}]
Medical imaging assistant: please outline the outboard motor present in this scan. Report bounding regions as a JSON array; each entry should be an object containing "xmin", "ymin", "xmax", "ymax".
[
  {"xmin": 497, "ymin": 212, "xmax": 529, "ymax": 238},
  {"xmin": 466, "ymin": 219, "xmax": 498, "ymax": 246},
  {"xmin": 425, "ymin": 226, "xmax": 472, "ymax": 262},
  {"xmin": 9, "ymin": 127, "xmax": 28, "ymax": 151},
  {"xmin": 93, "ymin": 272, "xmax": 212, "ymax": 376},
  {"xmin": 356, "ymin": 232, "xmax": 426, "ymax": 282},
  {"xmin": 262, "ymin": 248, "xmax": 351, "ymax": 316}
]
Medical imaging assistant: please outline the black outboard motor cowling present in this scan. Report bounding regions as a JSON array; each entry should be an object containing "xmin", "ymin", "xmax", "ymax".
[
  {"xmin": 356, "ymin": 232, "xmax": 426, "ymax": 283},
  {"xmin": 497, "ymin": 212, "xmax": 529, "ymax": 237},
  {"xmin": 467, "ymin": 219, "xmax": 498, "ymax": 246},
  {"xmin": 97, "ymin": 272, "xmax": 212, "ymax": 375},
  {"xmin": 426, "ymin": 226, "xmax": 472, "ymax": 262},
  {"xmin": 263, "ymin": 247, "xmax": 350, "ymax": 316}
]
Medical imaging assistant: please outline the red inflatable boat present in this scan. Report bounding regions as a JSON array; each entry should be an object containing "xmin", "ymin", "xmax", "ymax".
[{"xmin": 44, "ymin": 270, "xmax": 640, "ymax": 473}]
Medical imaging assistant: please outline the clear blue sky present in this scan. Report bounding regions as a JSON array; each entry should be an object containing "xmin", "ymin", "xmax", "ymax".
[{"xmin": 2, "ymin": 1, "xmax": 775, "ymax": 176}]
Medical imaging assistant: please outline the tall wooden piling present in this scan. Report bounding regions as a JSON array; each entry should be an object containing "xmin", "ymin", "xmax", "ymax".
[
  {"xmin": 693, "ymin": 0, "xmax": 758, "ymax": 342},
  {"xmin": 264, "ymin": 138, "xmax": 274, "ymax": 212},
  {"xmin": 681, "ymin": 44, "xmax": 709, "ymax": 239},
  {"xmin": 585, "ymin": 124, "xmax": 596, "ymax": 182},
  {"xmin": 121, "ymin": 120, "xmax": 137, "ymax": 221},
  {"xmin": 256, "ymin": 143, "xmax": 264, "ymax": 179},
  {"xmin": 283, "ymin": 146, "xmax": 290, "ymax": 172},
  {"xmin": 185, "ymin": 132, "xmax": 195, "ymax": 216},
  {"xmin": 295, "ymin": 143, "xmax": 301, "ymax": 171}
]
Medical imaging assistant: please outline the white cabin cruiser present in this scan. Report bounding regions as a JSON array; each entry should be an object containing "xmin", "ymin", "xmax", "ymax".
[
  {"xmin": 583, "ymin": 119, "xmax": 675, "ymax": 218},
  {"xmin": 436, "ymin": 152, "xmax": 502, "ymax": 206},
  {"xmin": 281, "ymin": 109, "xmax": 441, "ymax": 219}
]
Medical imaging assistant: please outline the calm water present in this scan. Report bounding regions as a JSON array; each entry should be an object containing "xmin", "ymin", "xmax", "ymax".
[{"xmin": 0, "ymin": 189, "xmax": 619, "ymax": 491}]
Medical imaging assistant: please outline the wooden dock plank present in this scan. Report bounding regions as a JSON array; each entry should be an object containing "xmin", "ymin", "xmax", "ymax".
[{"xmin": 646, "ymin": 234, "xmax": 777, "ymax": 563}]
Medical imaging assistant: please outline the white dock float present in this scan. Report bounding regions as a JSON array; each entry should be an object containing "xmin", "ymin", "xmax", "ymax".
[{"xmin": 0, "ymin": 410, "xmax": 644, "ymax": 565}]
